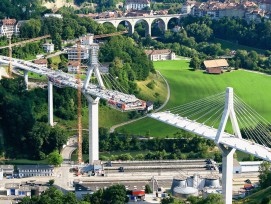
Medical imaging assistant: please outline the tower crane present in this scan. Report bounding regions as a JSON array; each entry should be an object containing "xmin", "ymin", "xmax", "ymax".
[
  {"xmin": 0, "ymin": 35, "xmax": 51, "ymax": 76},
  {"xmin": 76, "ymin": 31, "xmax": 128, "ymax": 164}
]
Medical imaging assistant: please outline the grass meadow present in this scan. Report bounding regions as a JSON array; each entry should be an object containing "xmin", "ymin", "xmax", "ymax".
[{"xmin": 117, "ymin": 60, "xmax": 271, "ymax": 137}]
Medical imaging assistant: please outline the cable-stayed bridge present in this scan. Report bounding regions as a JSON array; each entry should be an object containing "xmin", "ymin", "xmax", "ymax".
[
  {"xmin": 149, "ymin": 87, "xmax": 271, "ymax": 204},
  {"xmin": 0, "ymin": 44, "xmax": 146, "ymax": 164}
]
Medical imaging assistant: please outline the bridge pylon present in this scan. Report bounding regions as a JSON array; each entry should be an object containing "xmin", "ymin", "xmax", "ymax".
[
  {"xmin": 82, "ymin": 43, "xmax": 104, "ymax": 164},
  {"xmin": 215, "ymin": 87, "xmax": 241, "ymax": 204}
]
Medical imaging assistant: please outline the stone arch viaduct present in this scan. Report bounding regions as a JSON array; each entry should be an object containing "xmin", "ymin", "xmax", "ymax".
[{"xmin": 94, "ymin": 14, "xmax": 187, "ymax": 36}]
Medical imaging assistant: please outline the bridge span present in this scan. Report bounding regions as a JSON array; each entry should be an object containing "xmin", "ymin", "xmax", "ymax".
[
  {"xmin": 0, "ymin": 44, "xmax": 145, "ymax": 164},
  {"xmin": 149, "ymin": 87, "xmax": 271, "ymax": 204},
  {"xmin": 94, "ymin": 14, "xmax": 187, "ymax": 36}
]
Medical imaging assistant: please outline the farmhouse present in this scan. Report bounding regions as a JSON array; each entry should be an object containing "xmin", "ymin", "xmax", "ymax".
[
  {"xmin": 145, "ymin": 49, "xmax": 176, "ymax": 61},
  {"xmin": 204, "ymin": 59, "xmax": 229, "ymax": 74},
  {"xmin": 67, "ymin": 61, "xmax": 80, "ymax": 73}
]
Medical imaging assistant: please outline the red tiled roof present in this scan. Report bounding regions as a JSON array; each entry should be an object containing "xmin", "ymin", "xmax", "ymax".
[
  {"xmin": 67, "ymin": 61, "xmax": 80, "ymax": 66},
  {"xmin": 34, "ymin": 59, "xmax": 47, "ymax": 64},
  {"xmin": 1, "ymin": 18, "xmax": 16, "ymax": 25}
]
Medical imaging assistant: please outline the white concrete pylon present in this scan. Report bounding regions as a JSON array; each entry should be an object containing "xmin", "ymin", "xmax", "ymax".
[
  {"xmin": 85, "ymin": 94, "xmax": 100, "ymax": 164},
  {"xmin": 215, "ymin": 87, "xmax": 242, "ymax": 144},
  {"xmin": 48, "ymin": 80, "xmax": 54, "ymax": 126},
  {"xmin": 24, "ymin": 70, "xmax": 28, "ymax": 90},
  {"xmin": 219, "ymin": 144, "xmax": 235, "ymax": 204}
]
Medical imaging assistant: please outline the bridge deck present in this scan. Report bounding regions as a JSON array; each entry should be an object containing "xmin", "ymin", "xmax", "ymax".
[
  {"xmin": 0, "ymin": 56, "xmax": 145, "ymax": 111},
  {"xmin": 149, "ymin": 112, "xmax": 271, "ymax": 162}
]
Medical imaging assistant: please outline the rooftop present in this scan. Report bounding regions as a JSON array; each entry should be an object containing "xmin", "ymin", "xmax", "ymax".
[
  {"xmin": 204, "ymin": 59, "xmax": 229, "ymax": 68},
  {"xmin": 1, "ymin": 18, "xmax": 16, "ymax": 25},
  {"xmin": 34, "ymin": 59, "xmax": 48, "ymax": 64},
  {"xmin": 17, "ymin": 165, "xmax": 54, "ymax": 170},
  {"xmin": 145, "ymin": 49, "xmax": 172, "ymax": 55},
  {"xmin": 67, "ymin": 61, "xmax": 80, "ymax": 66}
]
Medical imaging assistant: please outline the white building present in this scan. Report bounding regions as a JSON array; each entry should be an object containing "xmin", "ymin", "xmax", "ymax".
[
  {"xmin": 0, "ymin": 18, "xmax": 20, "ymax": 38},
  {"xmin": 33, "ymin": 59, "xmax": 48, "ymax": 68},
  {"xmin": 67, "ymin": 45, "xmax": 89, "ymax": 60},
  {"xmin": 125, "ymin": 0, "xmax": 151, "ymax": 11},
  {"xmin": 80, "ymin": 34, "xmax": 94, "ymax": 45},
  {"xmin": 17, "ymin": 165, "xmax": 54, "ymax": 178},
  {"xmin": 43, "ymin": 42, "xmax": 54, "ymax": 53},
  {"xmin": 145, "ymin": 49, "xmax": 176, "ymax": 61},
  {"xmin": 181, "ymin": 1, "xmax": 196, "ymax": 14},
  {"xmin": 44, "ymin": 13, "xmax": 63, "ymax": 19},
  {"xmin": 67, "ymin": 61, "xmax": 80, "ymax": 73},
  {"xmin": 233, "ymin": 159, "xmax": 263, "ymax": 174}
]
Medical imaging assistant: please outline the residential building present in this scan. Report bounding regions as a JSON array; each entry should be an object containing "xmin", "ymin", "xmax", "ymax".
[
  {"xmin": 33, "ymin": 59, "xmax": 48, "ymax": 68},
  {"xmin": 124, "ymin": 0, "xmax": 151, "ymax": 11},
  {"xmin": 43, "ymin": 42, "xmax": 54, "ymax": 53},
  {"xmin": 0, "ymin": 165, "xmax": 14, "ymax": 177},
  {"xmin": 0, "ymin": 18, "xmax": 20, "ymax": 38},
  {"xmin": 44, "ymin": 13, "xmax": 63, "ymax": 19},
  {"xmin": 204, "ymin": 59, "xmax": 229, "ymax": 74},
  {"xmin": 67, "ymin": 45, "xmax": 89, "ymax": 60},
  {"xmin": 67, "ymin": 61, "xmax": 80, "ymax": 73},
  {"xmin": 145, "ymin": 49, "xmax": 176, "ymax": 61},
  {"xmin": 181, "ymin": 1, "xmax": 196, "ymax": 14},
  {"xmin": 80, "ymin": 34, "xmax": 94, "ymax": 45},
  {"xmin": 17, "ymin": 165, "xmax": 54, "ymax": 178}
]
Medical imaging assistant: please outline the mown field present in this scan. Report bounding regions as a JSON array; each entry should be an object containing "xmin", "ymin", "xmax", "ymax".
[{"xmin": 117, "ymin": 60, "xmax": 271, "ymax": 137}]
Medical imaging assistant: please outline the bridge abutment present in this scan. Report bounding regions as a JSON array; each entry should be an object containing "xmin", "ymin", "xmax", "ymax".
[{"xmin": 48, "ymin": 80, "xmax": 54, "ymax": 126}]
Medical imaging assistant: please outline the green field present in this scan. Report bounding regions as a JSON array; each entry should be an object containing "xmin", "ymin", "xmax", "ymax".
[
  {"xmin": 213, "ymin": 38, "xmax": 266, "ymax": 54},
  {"xmin": 117, "ymin": 60, "xmax": 271, "ymax": 137}
]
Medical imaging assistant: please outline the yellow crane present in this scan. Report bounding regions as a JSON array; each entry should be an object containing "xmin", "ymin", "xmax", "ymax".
[{"xmin": 0, "ymin": 35, "xmax": 51, "ymax": 76}]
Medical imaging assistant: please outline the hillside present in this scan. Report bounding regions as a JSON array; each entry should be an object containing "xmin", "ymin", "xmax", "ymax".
[
  {"xmin": 234, "ymin": 186, "xmax": 271, "ymax": 204},
  {"xmin": 117, "ymin": 60, "xmax": 271, "ymax": 137}
]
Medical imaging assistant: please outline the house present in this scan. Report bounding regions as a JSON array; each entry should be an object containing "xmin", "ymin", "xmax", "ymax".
[
  {"xmin": 181, "ymin": 1, "xmax": 196, "ymax": 14},
  {"xmin": 43, "ymin": 42, "xmax": 54, "ymax": 53},
  {"xmin": 204, "ymin": 59, "xmax": 229, "ymax": 74},
  {"xmin": 124, "ymin": 0, "xmax": 151, "ymax": 11},
  {"xmin": 0, "ymin": 165, "xmax": 14, "ymax": 177},
  {"xmin": 67, "ymin": 61, "xmax": 80, "ymax": 73},
  {"xmin": 0, "ymin": 18, "xmax": 20, "ymax": 38},
  {"xmin": 80, "ymin": 34, "xmax": 94, "ymax": 46},
  {"xmin": 33, "ymin": 59, "xmax": 48, "ymax": 68},
  {"xmin": 17, "ymin": 165, "xmax": 54, "ymax": 178},
  {"xmin": 145, "ymin": 49, "xmax": 176, "ymax": 61}
]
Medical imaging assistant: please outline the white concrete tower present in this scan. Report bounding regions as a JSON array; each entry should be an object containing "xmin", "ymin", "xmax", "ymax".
[
  {"xmin": 24, "ymin": 70, "xmax": 28, "ymax": 90},
  {"xmin": 48, "ymin": 80, "xmax": 54, "ymax": 126},
  {"xmin": 83, "ymin": 43, "xmax": 104, "ymax": 164},
  {"xmin": 215, "ymin": 87, "xmax": 241, "ymax": 204}
]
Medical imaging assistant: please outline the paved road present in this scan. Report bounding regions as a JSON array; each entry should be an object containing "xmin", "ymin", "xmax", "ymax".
[
  {"xmin": 109, "ymin": 70, "xmax": 170, "ymax": 133},
  {"xmin": 61, "ymin": 136, "xmax": 77, "ymax": 164}
]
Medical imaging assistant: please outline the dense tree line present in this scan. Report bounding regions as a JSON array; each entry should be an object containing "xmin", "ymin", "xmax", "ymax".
[
  {"xmin": 20, "ymin": 185, "xmax": 128, "ymax": 204},
  {"xmin": 99, "ymin": 36, "xmax": 155, "ymax": 93},
  {"xmin": 81, "ymin": 128, "xmax": 220, "ymax": 161},
  {"xmin": 0, "ymin": 78, "xmax": 74, "ymax": 159}
]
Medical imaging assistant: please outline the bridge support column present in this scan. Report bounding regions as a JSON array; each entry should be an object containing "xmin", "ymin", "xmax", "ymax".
[
  {"xmin": 24, "ymin": 70, "xmax": 28, "ymax": 90},
  {"xmin": 48, "ymin": 80, "xmax": 54, "ymax": 126},
  {"xmin": 219, "ymin": 144, "xmax": 235, "ymax": 204},
  {"xmin": 86, "ymin": 95, "xmax": 100, "ymax": 164}
]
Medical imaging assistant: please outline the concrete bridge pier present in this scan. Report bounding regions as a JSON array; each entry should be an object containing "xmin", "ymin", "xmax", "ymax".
[
  {"xmin": 85, "ymin": 95, "xmax": 100, "ymax": 164},
  {"xmin": 24, "ymin": 70, "xmax": 28, "ymax": 90},
  {"xmin": 48, "ymin": 80, "xmax": 54, "ymax": 126},
  {"xmin": 219, "ymin": 144, "xmax": 235, "ymax": 204}
]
